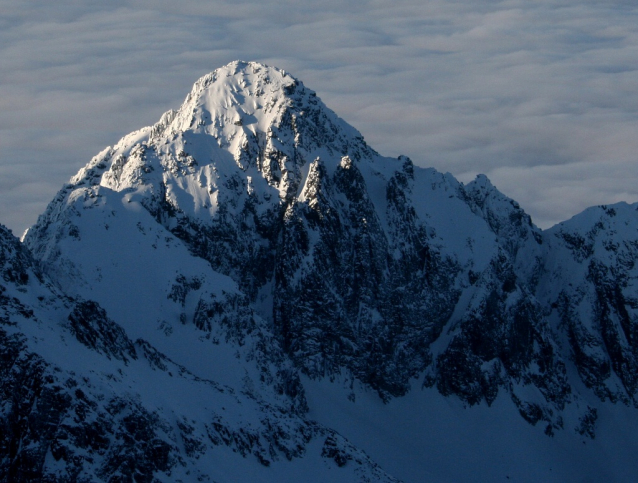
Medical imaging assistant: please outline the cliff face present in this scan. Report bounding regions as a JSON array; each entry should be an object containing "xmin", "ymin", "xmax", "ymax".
[{"xmin": 6, "ymin": 61, "xmax": 638, "ymax": 481}]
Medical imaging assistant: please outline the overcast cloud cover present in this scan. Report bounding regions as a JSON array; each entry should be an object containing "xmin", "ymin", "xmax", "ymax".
[{"xmin": 1, "ymin": 0, "xmax": 638, "ymax": 234}]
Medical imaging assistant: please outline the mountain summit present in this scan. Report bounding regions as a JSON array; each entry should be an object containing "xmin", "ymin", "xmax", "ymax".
[{"xmin": 3, "ymin": 61, "xmax": 638, "ymax": 481}]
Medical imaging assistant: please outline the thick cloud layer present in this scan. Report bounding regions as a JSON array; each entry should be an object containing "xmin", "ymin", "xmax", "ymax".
[{"xmin": 1, "ymin": 0, "xmax": 637, "ymax": 234}]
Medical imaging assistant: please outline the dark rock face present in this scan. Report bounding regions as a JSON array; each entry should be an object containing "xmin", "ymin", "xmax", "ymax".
[
  {"xmin": 0, "ymin": 226, "xmax": 176, "ymax": 481},
  {"xmin": 0, "ymin": 323, "xmax": 392, "ymax": 481},
  {"xmin": 432, "ymin": 272, "xmax": 570, "ymax": 432},
  {"xmin": 271, "ymin": 157, "xmax": 452, "ymax": 400},
  {"xmin": 0, "ymin": 329, "xmax": 64, "ymax": 482},
  {"xmin": 0, "ymin": 226, "xmax": 31, "ymax": 288},
  {"xmin": 0, "ymin": 328, "xmax": 176, "ymax": 482},
  {"xmin": 138, "ymin": 149, "xmax": 566, "ymax": 419},
  {"xmin": 141, "ymin": 153, "xmax": 464, "ymax": 401},
  {"xmin": 68, "ymin": 300, "xmax": 137, "ymax": 363},
  {"xmin": 543, "ymin": 205, "xmax": 638, "ymax": 406}
]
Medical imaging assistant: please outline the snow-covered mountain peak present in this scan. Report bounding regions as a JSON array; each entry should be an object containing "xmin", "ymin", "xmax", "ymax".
[
  {"xmin": 158, "ymin": 61, "xmax": 299, "ymax": 138},
  {"xmin": 467, "ymin": 173, "xmax": 492, "ymax": 188},
  {"xmin": 62, "ymin": 60, "xmax": 379, "ymax": 215},
  {"xmin": 16, "ymin": 62, "xmax": 638, "ymax": 481},
  {"xmin": 146, "ymin": 60, "xmax": 370, "ymax": 172},
  {"xmin": 465, "ymin": 173, "xmax": 513, "ymax": 209}
]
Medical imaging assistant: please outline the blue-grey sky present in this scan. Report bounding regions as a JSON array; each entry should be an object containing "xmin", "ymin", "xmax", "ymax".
[{"xmin": 2, "ymin": 0, "xmax": 638, "ymax": 235}]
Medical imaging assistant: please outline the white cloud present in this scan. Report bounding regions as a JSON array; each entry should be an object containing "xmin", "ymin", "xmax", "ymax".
[{"xmin": 1, "ymin": 0, "xmax": 638, "ymax": 233}]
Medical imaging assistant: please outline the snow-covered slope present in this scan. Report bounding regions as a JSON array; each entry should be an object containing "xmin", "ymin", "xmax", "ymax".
[
  {"xmin": 0, "ymin": 226, "xmax": 397, "ymax": 481},
  {"xmin": 8, "ymin": 61, "xmax": 638, "ymax": 481}
]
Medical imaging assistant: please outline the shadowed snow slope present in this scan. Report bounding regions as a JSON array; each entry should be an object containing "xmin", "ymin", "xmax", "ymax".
[{"xmin": 5, "ymin": 61, "xmax": 638, "ymax": 481}]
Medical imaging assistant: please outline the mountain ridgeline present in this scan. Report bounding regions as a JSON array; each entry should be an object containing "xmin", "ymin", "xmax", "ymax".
[{"xmin": 2, "ymin": 61, "xmax": 638, "ymax": 481}]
